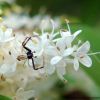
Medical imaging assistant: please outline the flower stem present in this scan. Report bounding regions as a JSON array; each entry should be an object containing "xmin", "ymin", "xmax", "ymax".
[
  {"xmin": 88, "ymin": 52, "xmax": 100, "ymax": 56},
  {"xmin": 65, "ymin": 19, "xmax": 71, "ymax": 33}
]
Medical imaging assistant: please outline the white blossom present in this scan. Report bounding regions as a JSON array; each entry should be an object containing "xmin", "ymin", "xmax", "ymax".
[
  {"xmin": 0, "ymin": 27, "xmax": 14, "ymax": 43},
  {"xmin": 72, "ymin": 41, "xmax": 92, "ymax": 71},
  {"xmin": 59, "ymin": 21, "xmax": 82, "ymax": 47},
  {"xmin": 0, "ymin": 17, "xmax": 96, "ymax": 99},
  {"xmin": 13, "ymin": 88, "xmax": 35, "ymax": 100}
]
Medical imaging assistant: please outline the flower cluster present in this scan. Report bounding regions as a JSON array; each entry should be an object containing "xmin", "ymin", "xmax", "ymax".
[
  {"xmin": 27, "ymin": 19, "xmax": 92, "ymax": 81},
  {"xmin": 0, "ymin": 18, "xmax": 94, "ymax": 99},
  {"xmin": 3, "ymin": 14, "xmax": 61, "ymax": 31}
]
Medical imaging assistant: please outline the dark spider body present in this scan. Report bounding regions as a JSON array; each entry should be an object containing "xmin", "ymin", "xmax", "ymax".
[{"xmin": 27, "ymin": 51, "xmax": 33, "ymax": 59}]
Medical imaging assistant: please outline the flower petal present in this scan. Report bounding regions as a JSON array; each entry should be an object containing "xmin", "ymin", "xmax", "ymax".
[
  {"xmin": 45, "ymin": 46, "xmax": 57, "ymax": 56},
  {"xmin": 5, "ymin": 28, "xmax": 12, "ymax": 39},
  {"xmin": 45, "ymin": 64, "xmax": 55, "ymax": 75},
  {"xmin": 65, "ymin": 36, "xmax": 74, "ymax": 47},
  {"xmin": 57, "ymin": 62, "xmax": 66, "ymax": 75},
  {"xmin": 16, "ymin": 88, "xmax": 35, "ymax": 100},
  {"xmin": 79, "ymin": 55, "xmax": 92, "ymax": 67},
  {"xmin": 73, "ymin": 58, "xmax": 79, "ymax": 71},
  {"xmin": 73, "ymin": 30, "xmax": 82, "ymax": 39},
  {"xmin": 51, "ymin": 56, "xmax": 62, "ymax": 65},
  {"xmin": 51, "ymin": 32, "xmax": 59, "ymax": 39},
  {"xmin": 56, "ymin": 61, "xmax": 66, "ymax": 81},
  {"xmin": 0, "ymin": 62, "xmax": 16, "ymax": 75},
  {"xmin": 0, "ymin": 29, "xmax": 3, "ymax": 40},
  {"xmin": 60, "ymin": 30, "xmax": 71, "ymax": 38},
  {"xmin": 3, "ymin": 37, "xmax": 14, "ymax": 42},
  {"xmin": 77, "ymin": 41, "xmax": 90, "ymax": 54},
  {"xmin": 26, "ymin": 39, "xmax": 36, "ymax": 51},
  {"xmin": 63, "ymin": 48, "xmax": 73, "ymax": 57},
  {"xmin": 56, "ymin": 38, "xmax": 66, "ymax": 52}
]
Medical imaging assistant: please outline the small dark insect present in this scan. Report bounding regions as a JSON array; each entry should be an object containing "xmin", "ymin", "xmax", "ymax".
[{"xmin": 17, "ymin": 36, "xmax": 43, "ymax": 70}]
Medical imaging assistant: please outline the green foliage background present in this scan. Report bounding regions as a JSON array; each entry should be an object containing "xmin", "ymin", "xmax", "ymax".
[
  {"xmin": 16, "ymin": 0, "xmax": 100, "ymax": 26},
  {"xmin": 0, "ymin": 95, "xmax": 11, "ymax": 100}
]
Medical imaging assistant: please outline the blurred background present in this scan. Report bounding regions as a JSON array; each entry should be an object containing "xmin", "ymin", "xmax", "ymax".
[{"xmin": 0, "ymin": 0, "xmax": 100, "ymax": 100}]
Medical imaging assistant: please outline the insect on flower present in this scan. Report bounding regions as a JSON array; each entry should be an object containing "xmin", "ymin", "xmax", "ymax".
[{"xmin": 17, "ymin": 36, "xmax": 44, "ymax": 70}]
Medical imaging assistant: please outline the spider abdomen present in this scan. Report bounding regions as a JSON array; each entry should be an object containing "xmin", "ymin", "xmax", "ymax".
[{"xmin": 27, "ymin": 51, "xmax": 33, "ymax": 59}]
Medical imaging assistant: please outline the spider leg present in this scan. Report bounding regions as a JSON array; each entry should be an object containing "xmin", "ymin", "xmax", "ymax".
[
  {"xmin": 22, "ymin": 37, "xmax": 31, "ymax": 51},
  {"xmin": 22, "ymin": 36, "xmax": 44, "ymax": 70},
  {"xmin": 35, "ymin": 56, "xmax": 44, "ymax": 70},
  {"xmin": 22, "ymin": 37, "xmax": 31, "ymax": 46},
  {"xmin": 24, "ymin": 46, "xmax": 31, "ymax": 52},
  {"xmin": 31, "ymin": 57, "xmax": 38, "ymax": 70},
  {"xmin": 27, "ymin": 58, "xmax": 37, "ymax": 70},
  {"xmin": 39, "ymin": 55, "xmax": 44, "ymax": 69}
]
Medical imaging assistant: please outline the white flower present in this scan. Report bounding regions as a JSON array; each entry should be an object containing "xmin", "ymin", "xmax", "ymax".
[
  {"xmin": 4, "ymin": 14, "xmax": 26, "ymax": 30},
  {"xmin": 0, "ymin": 17, "xmax": 96, "ymax": 99},
  {"xmin": 59, "ymin": 21, "xmax": 82, "ymax": 47},
  {"xmin": 47, "ymin": 38, "xmax": 73, "ymax": 80},
  {"xmin": 43, "ymin": 55, "xmax": 66, "ymax": 81},
  {"xmin": 39, "ymin": 16, "xmax": 52, "ymax": 30},
  {"xmin": 40, "ymin": 19, "xmax": 59, "ymax": 41},
  {"xmin": 0, "ymin": 62, "xmax": 16, "ymax": 76},
  {"xmin": 0, "ymin": 27, "xmax": 14, "ymax": 43},
  {"xmin": 0, "ymin": 32, "xmax": 24, "ymax": 76},
  {"xmin": 60, "ymin": 29, "xmax": 82, "ymax": 40},
  {"xmin": 73, "ymin": 41, "xmax": 92, "ymax": 71},
  {"xmin": 26, "ymin": 19, "xmax": 58, "ymax": 58},
  {"xmin": 0, "ymin": 47, "xmax": 17, "ymax": 76},
  {"xmin": 50, "ymin": 38, "xmax": 73, "ymax": 65},
  {"xmin": 13, "ymin": 88, "xmax": 35, "ymax": 100}
]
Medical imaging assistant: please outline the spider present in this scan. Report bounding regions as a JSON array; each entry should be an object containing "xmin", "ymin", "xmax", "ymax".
[{"xmin": 17, "ymin": 36, "xmax": 44, "ymax": 70}]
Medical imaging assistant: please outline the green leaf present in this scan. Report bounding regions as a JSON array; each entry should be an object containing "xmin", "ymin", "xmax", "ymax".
[
  {"xmin": 0, "ymin": 95, "xmax": 12, "ymax": 100},
  {"xmin": 64, "ymin": 74, "xmax": 76, "ymax": 84}
]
